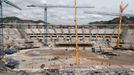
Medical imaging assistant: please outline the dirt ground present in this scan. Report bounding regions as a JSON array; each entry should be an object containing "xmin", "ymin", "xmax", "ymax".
[
  {"xmin": 5, "ymin": 48, "xmax": 134, "ymax": 69},
  {"xmin": 25, "ymin": 49, "xmax": 134, "ymax": 65}
]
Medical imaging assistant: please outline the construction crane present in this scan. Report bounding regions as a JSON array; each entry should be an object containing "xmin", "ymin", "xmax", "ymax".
[
  {"xmin": 0, "ymin": 0, "xmax": 21, "ymax": 59},
  {"xmin": 84, "ymin": 2, "xmax": 129, "ymax": 49},
  {"xmin": 115, "ymin": 2, "xmax": 128, "ymax": 49},
  {"xmin": 27, "ymin": 3, "xmax": 94, "ymax": 46}
]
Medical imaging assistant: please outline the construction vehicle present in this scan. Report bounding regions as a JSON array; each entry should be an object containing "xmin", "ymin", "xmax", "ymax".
[{"xmin": 5, "ymin": 58, "xmax": 19, "ymax": 69}]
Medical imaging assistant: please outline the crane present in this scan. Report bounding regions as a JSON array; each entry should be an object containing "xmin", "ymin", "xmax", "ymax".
[
  {"xmin": 115, "ymin": 2, "xmax": 128, "ymax": 49},
  {"xmin": 27, "ymin": 3, "xmax": 94, "ymax": 46},
  {"xmin": 84, "ymin": 2, "xmax": 129, "ymax": 49},
  {"xmin": 0, "ymin": 0, "xmax": 21, "ymax": 59}
]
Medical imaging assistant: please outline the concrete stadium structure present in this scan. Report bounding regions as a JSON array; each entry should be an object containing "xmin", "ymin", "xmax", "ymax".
[
  {"xmin": 2, "ymin": 23, "xmax": 134, "ymax": 75},
  {"xmin": 3, "ymin": 23, "xmax": 134, "ymax": 48}
]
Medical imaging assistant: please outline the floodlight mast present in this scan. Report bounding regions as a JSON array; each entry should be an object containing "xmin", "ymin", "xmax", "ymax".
[
  {"xmin": 0, "ymin": 0, "xmax": 21, "ymax": 59},
  {"xmin": 27, "ymin": 4, "xmax": 94, "ymax": 46}
]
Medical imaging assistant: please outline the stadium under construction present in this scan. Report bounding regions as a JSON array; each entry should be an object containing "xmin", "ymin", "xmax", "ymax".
[{"xmin": 0, "ymin": 0, "xmax": 134, "ymax": 75}]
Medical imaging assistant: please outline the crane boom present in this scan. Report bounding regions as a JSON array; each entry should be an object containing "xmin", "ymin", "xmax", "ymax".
[
  {"xmin": 27, "ymin": 4, "xmax": 94, "ymax": 8},
  {"xmin": 84, "ymin": 11, "xmax": 120, "ymax": 16},
  {"xmin": 84, "ymin": 11, "xmax": 134, "ymax": 17},
  {"xmin": 3, "ymin": 0, "xmax": 21, "ymax": 10}
]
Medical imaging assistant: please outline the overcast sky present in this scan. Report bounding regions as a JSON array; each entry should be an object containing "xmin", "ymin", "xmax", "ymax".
[{"xmin": 3, "ymin": 0, "xmax": 134, "ymax": 25}]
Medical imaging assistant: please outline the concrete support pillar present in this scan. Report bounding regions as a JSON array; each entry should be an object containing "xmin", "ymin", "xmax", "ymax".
[
  {"xmin": 68, "ymin": 27, "xmax": 72, "ymax": 43},
  {"xmin": 61, "ymin": 26, "xmax": 64, "ymax": 34},
  {"xmin": 89, "ymin": 26, "xmax": 92, "ymax": 42},
  {"xmin": 96, "ymin": 27, "xmax": 99, "ymax": 42},
  {"xmin": 53, "ymin": 26, "xmax": 57, "ymax": 34},
  {"xmin": 103, "ymin": 27, "xmax": 106, "ymax": 42},
  {"xmin": 53, "ymin": 26, "xmax": 58, "ymax": 43},
  {"xmin": 82, "ymin": 27, "xmax": 85, "ymax": 42}
]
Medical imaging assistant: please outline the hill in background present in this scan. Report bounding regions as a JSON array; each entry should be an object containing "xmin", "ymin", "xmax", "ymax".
[
  {"xmin": 89, "ymin": 16, "xmax": 134, "ymax": 24},
  {"xmin": 2, "ymin": 16, "xmax": 134, "ymax": 25},
  {"xmin": 2, "ymin": 16, "xmax": 48, "ymax": 24}
]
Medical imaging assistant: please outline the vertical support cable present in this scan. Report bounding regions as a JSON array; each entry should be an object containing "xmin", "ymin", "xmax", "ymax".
[{"xmin": 74, "ymin": 0, "xmax": 80, "ymax": 65}]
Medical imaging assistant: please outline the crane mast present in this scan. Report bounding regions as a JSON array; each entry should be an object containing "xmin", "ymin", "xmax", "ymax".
[
  {"xmin": 74, "ymin": 0, "xmax": 79, "ymax": 65},
  {"xmin": 115, "ymin": 2, "xmax": 128, "ymax": 49},
  {"xmin": 0, "ymin": 1, "xmax": 3, "ymax": 59}
]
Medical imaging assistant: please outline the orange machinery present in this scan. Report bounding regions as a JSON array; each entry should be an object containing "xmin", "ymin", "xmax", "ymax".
[{"xmin": 114, "ymin": 2, "xmax": 128, "ymax": 49}]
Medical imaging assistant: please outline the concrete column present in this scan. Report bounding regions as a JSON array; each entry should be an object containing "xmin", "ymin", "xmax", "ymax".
[
  {"xmin": 53, "ymin": 26, "xmax": 58, "ymax": 42},
  {"xmin": 61, "ymin": 26, "xmax": 64, "ymax": 34},
  {"xmin": 96, "ymin": 27, "xmax": 99, "ymax": 42},
  {"xmin": 68, "ymin": 27, "xmax": 72, "ymax": 43},
  {"xmin": 103, "ymin": 27, "xmax": 106, "ymax": 41},
  {"xmin": 53, "ymin": 26, "xmax": 57, "ymax": 34},
  {"xmin": 82, "ymin": 27, "xmax": 85, "ymax": 42},
  {"xmin": 61, "ymin": 26, "xmax": 66, "ymax": 44},
  {"xmin": 89, "ymin": 26, "xmax": 92, "ymax": 42}
]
